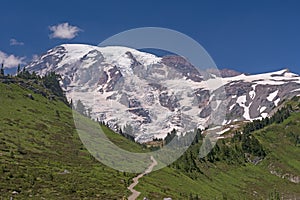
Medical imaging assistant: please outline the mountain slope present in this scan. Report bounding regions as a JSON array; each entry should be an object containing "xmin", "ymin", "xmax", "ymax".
[
  {"xmin": 0, "ymin": 76, "xmax": 299, "ymax": 199},
  {"xmin": 27, "ymin": 44, "xmax": 300, "ymax": 142},
  {"xmin": 0, "ymin": 79, "xmax": 146, "ymax": 199},
  {"xmin": 136, "ymin": 98, "xmax": 300, "ymax": 199}
]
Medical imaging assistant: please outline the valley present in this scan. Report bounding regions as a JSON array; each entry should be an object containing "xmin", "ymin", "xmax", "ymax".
[{"xmin": 0, "ymin": 73, "xmax": 299, "ymax": 199}]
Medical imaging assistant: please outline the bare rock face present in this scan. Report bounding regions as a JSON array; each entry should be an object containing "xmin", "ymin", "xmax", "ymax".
[
  {"xmin": 128, "ymin": 108, "xmax": 151, "ymax": 124},
  {"xmin": 27, "ymin": 44, "xmax": 300, "ymax": 141},
  {"xmin": 199, "ymin": 106, "xmax": 212, "ymax": 118},
  {"xmin": 106, "ymin": 65, "xmax": 123, "ymax": 92},
  {"xmin": 161, "ymin": 55, "xmax": 203, "ymax": 82},
  {"xmin": 159, "ymin": 91, "xmax": 180, "ymax": 112},
  {"xmin": 207, "ymin": 68, "xmax": 242, "ymax": 78}
]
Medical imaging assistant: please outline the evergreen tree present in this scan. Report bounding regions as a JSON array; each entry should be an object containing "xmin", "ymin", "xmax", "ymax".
[
  {"xmin": 0, "ymin": 63, "xmax": 4, "ymax": 76},
  {"xmin": 70, "ymin": 99, "xmax": 74, "ymax": 108},
  {"xmin": 199, "ymin": 137, "xmax": 213, "ymax": 159},
  {"xmin": 17, "ymin": 64, "xmax": 21, "ymax": 74},
  {"xmin": 42, "ymin": 72, "xmax": 65, "ymax": 98},
  {"xmin": 76, "ymin": 100, "xmax": 86, "ymax": 116},
  {"xmin": 17, "ymin": 65, "xmax": 33, "ymax": 79},
  {"xmin": 164, "ymin": 129, "xmax": 177, "ymax": 145}
]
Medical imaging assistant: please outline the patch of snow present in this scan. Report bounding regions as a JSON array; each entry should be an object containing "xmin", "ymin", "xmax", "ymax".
[
  {"xmin": 267, "ymin": 90, "xmax": 279, "ymax": 101},
  {"xmin": 259, "ymin": 106, "xmax": 267, "ymax": 113},
  {"xmin": 249, "ymin": 90, "xmax": 256, "ymax": 100},
  {"xmin": 249, "ymin": 84, "xmax": 256, "ymax": 100},
  {"xmin": 209, "ymin": 93, "xmax": 215, "ymax": 101},
  {"xmin": 274, "ymin": 98, "xmax": 280, "ymax": 106},
  {"xmin": 243, "ymin": 102, "xmax": 252, "ymax": 120},
  {"xmin": 216, "ymin": 127, "xmax": 231, "ymax": 135},
  {"xmin": 283, "ymin": 71, "xmax": 299, "ymax": 78},
  {"xmin": 237, "ymin": 95, "xmax": 246, "ymax": 105},
  {"xmin": 207, "ymin": 126, "xmax": 222, "ymax": 131},
  {"xmin": 261, "ymin": 113, "xmax": 268, "ymax": 118},
  {"xmin": 229, "ymin": 104, "xmax": 235, "ymax": 111},
  {"xmin": 291, "ymin": 88, "xmax": 300, "ymax": 93},
  {"xmin": 271, "ymin": 69, "xmax": 289, "ymax": 75},
  {"xmin": 236, "ymin": 95, "xmax": 252, "ymax": 120},
  {"xmin": 198, "ymin": 69, "xmax": 300, "ymax": 92},
  {"xmin": 211, "ymin": 74, "xmax": 217, "ymax": 78},
  {"xmin": 59, "ymin": 44, "xmax": 97, "ymax": 67},
  {"xmin": 222, "ymin": 119, "xmax": 232, "ymax": 125},
  {"xmin": 99, "ymin": 46, "xmax": 161, "ymax": 66},
  {"xmin": 211, "ymin": 100, "xmax": 222, "ymax": 111}
]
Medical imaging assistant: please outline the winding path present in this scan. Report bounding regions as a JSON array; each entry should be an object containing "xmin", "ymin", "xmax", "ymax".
[{"xmin": 127, "ymin": 156, "xmax": 158, "ymax": 200}]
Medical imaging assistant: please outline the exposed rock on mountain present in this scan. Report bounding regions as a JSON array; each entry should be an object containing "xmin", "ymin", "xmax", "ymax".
[{"xmin": 27, "ymin": 44, "xmax": 300, "ymax": 142}]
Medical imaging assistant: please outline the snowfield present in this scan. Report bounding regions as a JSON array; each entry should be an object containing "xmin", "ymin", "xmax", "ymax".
[{"xmin": 27, "ymin": 44, "xmax": 300, "ymax": 142}]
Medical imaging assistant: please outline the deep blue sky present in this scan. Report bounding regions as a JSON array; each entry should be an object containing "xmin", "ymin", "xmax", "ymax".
[{"xmin": 1, "ymin": 0, "xmax": 300, "ymax": 74}]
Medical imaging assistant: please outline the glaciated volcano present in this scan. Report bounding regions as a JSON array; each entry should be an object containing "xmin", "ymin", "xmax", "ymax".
[{"xmin": 27, "ymin": 44, "xmax": 300, "ymax": 142}]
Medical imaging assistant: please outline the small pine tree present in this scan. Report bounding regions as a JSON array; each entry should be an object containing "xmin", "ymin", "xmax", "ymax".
[
  {"xmin": 76, "ymin": 100, "xmax": 86, "ymax": 116},
  {"xmin": 0, "ymin": 63, "xmax": 4, "ymax": 76},
  {"xmin": 42, "ymin": 72, "xmax": 64, "ymax": 97},
  {"xmin": 17, "ymin": 64, "xmax": 21, "ymax": 74},
  {"xmin": 70, "ymin": 99, "xmax": 74, "ymax": 108}
]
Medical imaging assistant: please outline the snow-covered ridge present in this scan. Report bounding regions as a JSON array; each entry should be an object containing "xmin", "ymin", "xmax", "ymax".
[
  {"xmin": 61, "ymin": 44, "xmax": 162, "ymax": 67},
  {"xmin": 28, "ymin": 44, "xmax": 162, "ymax": 77},
  {"xmin": 198, "ymin": 68, "xmax": 300, "ymax": 91}
]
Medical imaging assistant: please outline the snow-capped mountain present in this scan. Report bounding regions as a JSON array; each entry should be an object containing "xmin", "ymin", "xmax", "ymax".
[{"xmin": 27, "ymin": 44, "xmax": 300, "ymax": 142}]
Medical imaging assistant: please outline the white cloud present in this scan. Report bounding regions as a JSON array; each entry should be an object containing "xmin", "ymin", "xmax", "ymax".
[
  {"xmin": 49, "ymin": 22, "xmax": 82, "ymax": 39},
  {"xmin": 10, "ymin": 38, "xmax": 24, "ymax": 46},
  {"xmin": 32, "ymin": 54, "xmax": 39, "ymax": 61},
  {"xmin": 0, "ymin": 51, "xmax": 25, "ymax": 68}
]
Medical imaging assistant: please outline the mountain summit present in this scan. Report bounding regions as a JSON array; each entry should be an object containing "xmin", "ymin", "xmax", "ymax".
[{"xmin": 27, "ymin": 44, "xmax": 300, "ymax": 142}]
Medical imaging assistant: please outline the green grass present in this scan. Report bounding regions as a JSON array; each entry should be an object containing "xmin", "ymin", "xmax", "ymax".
[
  {"xmin": 0, "ymin": 81, "xmax": 299, "ymax": 199},
  {"xmin": 136, "ymin": 162, "xmax": 299, "ymax": 199},
  {"xmin": 136, "ymin": 106, "xmax": 300, "ymax": 199},
  {"xmin": 0, "ymin": 82, "xmax": 145, "ymax": 199}
]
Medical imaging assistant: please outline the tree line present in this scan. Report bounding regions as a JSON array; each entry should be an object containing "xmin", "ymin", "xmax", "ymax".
[
  {"xmin": 0, "ymin": 63, "xmax": 68, "ymax": 105},
  {"xmin": 242, "ymin": 104, "xmax": 292, "ymax": 135},
  {"xmin": 168, "ymin": 102, "xmax": 296, "ymax": 178}
]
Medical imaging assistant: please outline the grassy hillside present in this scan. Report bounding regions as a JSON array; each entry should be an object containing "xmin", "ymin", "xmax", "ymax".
[
  {"xmin": 0, "ymin": 80, "xmax": 146, "ymax": 199},
  {"xmin": 0, "ymin": 77, "xmax": 299, "ymax": 200},
  {"xmin": 136, "ymin": 99, "xmax": 300, "ymax": 200}
]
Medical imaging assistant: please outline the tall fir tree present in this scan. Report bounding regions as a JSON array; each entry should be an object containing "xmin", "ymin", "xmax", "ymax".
[
  {"xmin": 0, "ymin": 63, "xmax": 4, "ymax": 76},
  {"xmin": 17, "ymin": 64, "xmax": 21, "ymax": 74},
  {"xmin": 76, "ymin": 100, "xmax": 86, "ymax": 116}
]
